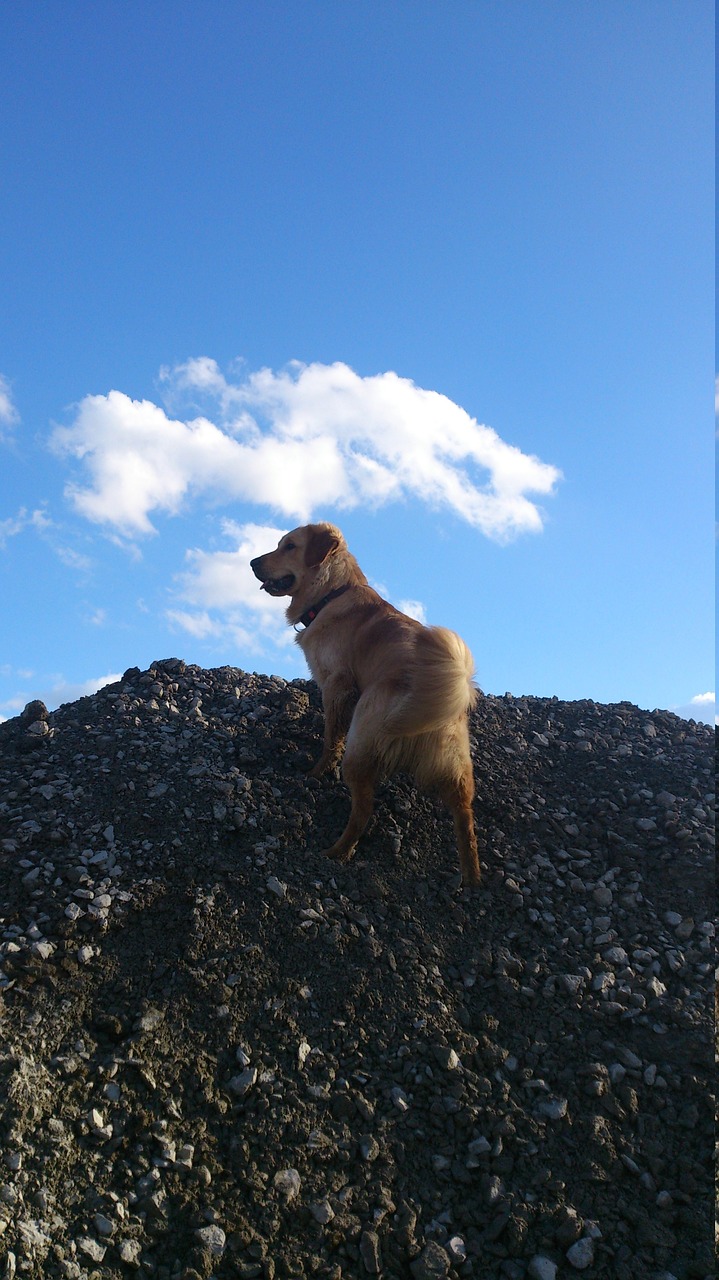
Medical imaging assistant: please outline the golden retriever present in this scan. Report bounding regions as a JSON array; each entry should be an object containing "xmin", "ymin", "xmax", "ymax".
[{"xmin": 250, "ymin": 522, "xmax": 481, "ymax": 885}]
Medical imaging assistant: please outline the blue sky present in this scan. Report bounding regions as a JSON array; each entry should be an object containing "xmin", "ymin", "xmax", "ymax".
[{"xmin": 1, "ymin": 2, "xmax": 714, "ymax": 725}]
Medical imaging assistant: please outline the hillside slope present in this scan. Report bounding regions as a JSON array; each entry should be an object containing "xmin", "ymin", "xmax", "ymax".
[{"xmin": 0, "ymin": 660, "xmax": 714, "ymax": 1280}]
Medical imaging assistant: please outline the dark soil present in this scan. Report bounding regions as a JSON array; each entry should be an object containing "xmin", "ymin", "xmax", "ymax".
[{"xmin": 0, "ymin": 660, "xmax": 714, "ymax": 1280}]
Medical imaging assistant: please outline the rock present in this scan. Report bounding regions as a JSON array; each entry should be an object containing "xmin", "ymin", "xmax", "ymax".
[
  {"xmin": 228, "ymin": 1067, "xmax": 257, "ymax": 1096},
  {"xmin": 410, "ymin": 1241, "xmax": 451, "ymax": 1279},
  {"xmin": 118, "ymin": 1239, "xmax": 142, "ymax": 1265},
  {"xmin": 76, "ymin": 1235, "xmax": 106, "ymax": 1262},
  {"xmin": 446, "ymin": 1236, "xmax": 467, "ymax": 1263},
  {"xmin": 195, "ymin": 1224, "xmax": 226, "ymax": 1255},
  {"xmin": 0, "ymin": 665, "xmax": 712, "ymax": 1280},
  {"xmin": 566, "ymin": 1237, "xmax": 595, "ymax": 1269},
  {"xmin": 536, "ymin": 1095, "xmax": 568, "ymax": 1121},
  {"xmin": 359, "ymin": 1135, "xmax": 380, "ymax": 1161},
  {"xmin": 359, "ymin": 1228, "xmax": 382, "ymax": 1273},
  {"xmin": 433, "ymin": 1044, "xmax": 461, "ymax": 1070},
  {"xmin": 310, "ymin": 1199, "xmax": 335, "ymax": 1224},
  {"xmin": 136, "ymin": 1006, "xmax": 165, "ymax": 1032},
  {"xmin": 554, "ymin": 1206, "xmax": 583, "ymax": 1246},
  {"xmin": 272, "ymin": 1168, "xmax": 301, "ymax": 1201},
  {"xmin": 528, "ymin": 1259, "xmax": 558, "ymax": 1280}
]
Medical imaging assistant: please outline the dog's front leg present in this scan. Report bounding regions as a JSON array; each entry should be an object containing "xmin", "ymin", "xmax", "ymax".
[{"xmin": 308, "ymin": 678, "xmax": 358, "ymax": 778}]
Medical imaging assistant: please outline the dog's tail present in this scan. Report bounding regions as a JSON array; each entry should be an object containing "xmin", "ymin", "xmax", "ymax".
[{"xmin": 383, "ymin": 626, "xmax": 478, "ymax": 738}]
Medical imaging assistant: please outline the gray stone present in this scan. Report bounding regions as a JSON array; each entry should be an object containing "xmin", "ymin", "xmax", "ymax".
[
  {"xmin": 410, "ymin": 1241, "xmax": 451, "ymax": 1279},
  {"xmin": 566, "ymin": 1237, "xmax": 595, "ymax": 1269},
  {"xmin": 195, "ymin": 1224, "xmax": 226, "ymax": 1255},
  {"xmin": 359, "ymin": 1229, "xmax": 382, "ymax": 1273},
  {"xmin": 528, "ymin": 1259, "xmax": 558, "ymax": 1280}
]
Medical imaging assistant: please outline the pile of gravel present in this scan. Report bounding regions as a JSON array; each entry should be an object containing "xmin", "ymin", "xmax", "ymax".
[{"xmin": 0, "ymin": 659, "xmax": 714, "ymax": 1280}]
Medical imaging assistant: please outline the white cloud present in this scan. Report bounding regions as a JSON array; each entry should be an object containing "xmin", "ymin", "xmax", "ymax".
[
  {"xmin": 49, "ymin": 673, "xmax": 123, "ymax": 706},
  {"xmin": 51, "ymin": 359, "xmax": 561, "ymax": 542},
  {"xmin": 669, "ymin": 692, "xmax": 716, "ymax": 725},
  {"xmin": 167, "ymin": 521, "xmax": 299, "ymax": 658},
  {"xmin": 0, "ymin": 374, "xmax": 19, "ymax": 437},
  {"xmin": 55, "ymin": 545, "xmax": 93, "ymax": 573},
  {"xmin": 0, "ymin": 506, "xmax": 52, "ymax": 548},
  {"xmin": 0, "ymin": 671, "xmax": 122, "ymax": 718},
  {"xmin": 166, "ymin": 608, "xmax": 222, "ymax": 640},
  {"xmin": 398, "ymin": 599, "xmax": 428, "ymax": 624}
]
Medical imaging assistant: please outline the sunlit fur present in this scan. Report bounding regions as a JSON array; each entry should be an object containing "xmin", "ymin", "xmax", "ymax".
[{"xmin": 250, "ymin": 522, "xmax": 481, "ymax": 885}]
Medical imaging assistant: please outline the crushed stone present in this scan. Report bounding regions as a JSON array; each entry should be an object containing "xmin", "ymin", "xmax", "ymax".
[{"xmin": 0, "ymin": 660, "xmax": 714, "ymax": 1279}]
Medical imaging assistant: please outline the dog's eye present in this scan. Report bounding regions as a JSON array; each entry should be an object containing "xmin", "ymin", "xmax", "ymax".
[{"xmin": 284, "ymin": 541, "xmax": 295, "ymax": 551}]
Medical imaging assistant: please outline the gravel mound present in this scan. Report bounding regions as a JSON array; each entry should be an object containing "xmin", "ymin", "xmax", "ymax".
[{"xmin": 0, "ymin": 659, "xmax": 714, "ymax": 1280}]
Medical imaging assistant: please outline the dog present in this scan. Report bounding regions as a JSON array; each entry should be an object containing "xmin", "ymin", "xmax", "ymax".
[{"xmin": 250, "ymin": 522, "xmax": 481, "ymax": 885}]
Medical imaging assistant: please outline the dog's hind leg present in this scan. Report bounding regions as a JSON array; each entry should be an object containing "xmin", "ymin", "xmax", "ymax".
[{"xmin": 437, "ymin": 762, "xmax": 481, "ymax": 887}]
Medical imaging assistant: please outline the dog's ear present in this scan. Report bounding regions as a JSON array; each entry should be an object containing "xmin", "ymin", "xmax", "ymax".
[{"xmin": 304, "ymin": 527, "xmax": 340, "ymax": 567}]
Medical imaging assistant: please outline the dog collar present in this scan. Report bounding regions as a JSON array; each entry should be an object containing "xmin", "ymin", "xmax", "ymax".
[{"xmin": 296, "ymin": 584, "xmax": 351, "ymax": 630}]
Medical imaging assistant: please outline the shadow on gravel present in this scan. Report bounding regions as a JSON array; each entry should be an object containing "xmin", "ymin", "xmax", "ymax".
[{"xmin": 0, "ymin": 665, "xmax": 713, "ymax": 1279}]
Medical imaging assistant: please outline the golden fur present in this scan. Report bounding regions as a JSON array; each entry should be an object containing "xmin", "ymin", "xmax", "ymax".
[{"xmin": 250, "ymin": 522, "xmax": 481, "ymax": 885}]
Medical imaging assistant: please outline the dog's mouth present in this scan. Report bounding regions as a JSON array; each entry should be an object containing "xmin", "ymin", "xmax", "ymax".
[{"xmin": 260, "ymin": 575, "xmax": 296, "ymax": 596}]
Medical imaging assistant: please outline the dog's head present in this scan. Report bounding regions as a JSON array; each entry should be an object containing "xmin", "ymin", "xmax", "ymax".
[{"xmin": 250, "ymin": 523, "xmax": 343, "ymax": 599}]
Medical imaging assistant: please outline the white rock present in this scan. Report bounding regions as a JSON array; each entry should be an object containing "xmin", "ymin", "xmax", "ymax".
[
  {"xmin": 31, "ymin": 940, "xmax": 55, "ymax": 961},
  {"xmin": 273, "ymin": 1167, "xmax": 301, "ymax": 1200},
  {"xmin": 195, "ymin": 1224, "xmax": 226, "ymax": 1255},
  {"xmin": 77, "ymin": 1235, "xmax": 107, "ymax": 1262},
  {"xmin": 447, "ymin": 1235, "xmax": 467, "ymax": 1263}
]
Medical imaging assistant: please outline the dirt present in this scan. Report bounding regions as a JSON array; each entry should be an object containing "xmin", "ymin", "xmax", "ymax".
[{"xmin": 0, "ymin": 660, "xmax": 714, "ymax": 1280}]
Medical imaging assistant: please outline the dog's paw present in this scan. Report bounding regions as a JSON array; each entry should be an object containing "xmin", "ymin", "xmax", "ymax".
[
  {"xmin": 462, "ymin": 870, "xmax": 482, "ymax": 890},
  {"xmin": 322, "ymin": 844, "xmax": 354, "ymax": 864}
]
